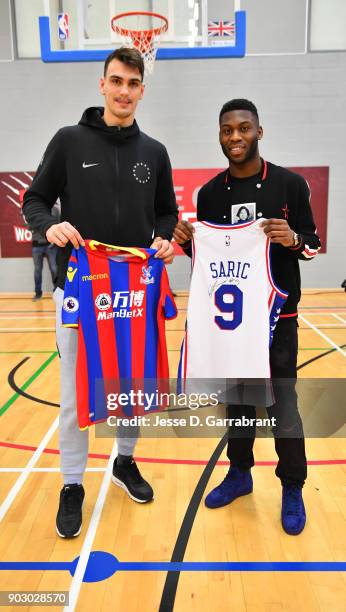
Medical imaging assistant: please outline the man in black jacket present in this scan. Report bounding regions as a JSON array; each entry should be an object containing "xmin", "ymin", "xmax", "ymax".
[
  {"xmin": 174, "ymin": 99, "xmax": 321, "ymax": 535},
  {"xmin": 21, "ymin": 202, "xmax": 59, "ymax": 300},
  {"xmin": 23, "ymin": 47, "xmax": 178, "ymax": 538}
]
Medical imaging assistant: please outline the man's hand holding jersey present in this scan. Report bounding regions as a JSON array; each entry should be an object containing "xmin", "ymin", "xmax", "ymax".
[
  {"xmin": 174, "ymin": 219, "xmax": 298, "ymax": 249},
  {"xmin": 46, "ymin": 225, "xmax": 175, "ymax": 264},
  {"xmin": 46, "ymin": 222, "xmax": 85, "ymax": 249},
  {"xmin": 151, "ymin": 237, "xmax": 175, "ymax": 264},
  {"xmin": 261, "ymin": 219, "xmax": 297, "ymax": 247},
  {"xmin": 173, "ymin": 220, "xmax": 195, "ymax": 245}
]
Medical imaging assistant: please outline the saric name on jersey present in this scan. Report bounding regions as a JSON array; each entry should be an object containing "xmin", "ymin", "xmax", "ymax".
[
  {"xmin": 97, "ymin": 308, "xmax": 143, "ymax": 321},
  {"xmin": 209, "ymin": 259, "xmax": 251, "ymax": 280}
]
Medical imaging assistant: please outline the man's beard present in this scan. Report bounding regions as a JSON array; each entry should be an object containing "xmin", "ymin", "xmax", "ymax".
[{"xmin": 222, "ymin": 138, "xmax": 259, "ymax": 164}]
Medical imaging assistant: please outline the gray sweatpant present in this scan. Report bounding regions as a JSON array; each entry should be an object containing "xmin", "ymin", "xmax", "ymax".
[{"xmin": 54, "ymin": 288, "xmax": 138, "ymax": 485}]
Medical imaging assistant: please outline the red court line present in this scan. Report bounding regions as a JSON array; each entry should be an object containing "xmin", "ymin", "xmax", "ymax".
[{"xmin": 0, "ymin": 440, "xmax": 345, "ymax": 466}]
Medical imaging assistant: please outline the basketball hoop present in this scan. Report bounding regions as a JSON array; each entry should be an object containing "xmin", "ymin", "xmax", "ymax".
[{"xmin": 111, "ymin": 11, "xmax": 168, "ymax": 75}]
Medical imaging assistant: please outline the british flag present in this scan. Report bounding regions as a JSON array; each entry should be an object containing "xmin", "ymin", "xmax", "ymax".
[{"xmin": 208, "ymin": 20, "xmax": 235, "ymax": 37}]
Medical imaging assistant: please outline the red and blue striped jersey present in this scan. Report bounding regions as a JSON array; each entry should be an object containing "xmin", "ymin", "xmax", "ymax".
[{"xmin": 62, "ymin": 240, "xmax": 177, "ymax": 429}]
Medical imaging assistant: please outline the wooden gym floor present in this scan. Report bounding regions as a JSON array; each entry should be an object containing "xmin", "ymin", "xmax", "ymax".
[{"xmin": 0, "ymin": 290, "xmax": 345, "ymax": 611}]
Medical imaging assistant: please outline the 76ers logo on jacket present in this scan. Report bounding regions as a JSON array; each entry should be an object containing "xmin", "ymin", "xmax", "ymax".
[{"xmin": 132, "ymin": 162, "xmax": 151, "ymax": 184}]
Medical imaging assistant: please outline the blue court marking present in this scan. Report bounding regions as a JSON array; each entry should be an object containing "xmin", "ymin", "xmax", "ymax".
[
  {"xmin": 39, "ymin": 12, "xmax": 246, "ymax": 63},
  {"xmin": 0, "ymin": 552, "xmax": 345, "ymax": 583}
]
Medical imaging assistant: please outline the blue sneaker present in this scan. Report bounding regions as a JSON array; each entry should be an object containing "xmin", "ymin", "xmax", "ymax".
[
  {"xmin": 205, "ymin": 467, "xmax": 253, "ymax": 509},
  {"xmin": 281, "ymin": 484, "xmax": 306, "ymax": 535}
]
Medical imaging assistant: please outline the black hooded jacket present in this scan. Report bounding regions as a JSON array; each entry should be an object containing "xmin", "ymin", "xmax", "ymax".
[{"xmin": 23, "ymin": 107, "xmax": 178, "ymax": 289}]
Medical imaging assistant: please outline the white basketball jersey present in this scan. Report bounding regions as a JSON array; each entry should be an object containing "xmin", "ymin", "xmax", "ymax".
[{"xmin": 178, "ymin": 220, "xmax": 288, "ymax": 382}]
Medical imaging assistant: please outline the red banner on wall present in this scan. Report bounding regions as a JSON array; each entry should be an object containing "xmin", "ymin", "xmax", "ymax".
[
  {"xmin": 288, "ymin": 167, "xmax": 328, "ymax": 254},
  {"xmin": 0, "ymin": 167, "xmax": 328, "ymax": 257},
  {"xmin": 0, "ymin": 172, "xmax": 33, "ymax": 257}
]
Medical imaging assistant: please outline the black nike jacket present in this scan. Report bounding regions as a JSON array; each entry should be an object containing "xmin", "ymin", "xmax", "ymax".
[{"xmin": 23, "ymin": 107, "xmax": 178, "ymax": 289}]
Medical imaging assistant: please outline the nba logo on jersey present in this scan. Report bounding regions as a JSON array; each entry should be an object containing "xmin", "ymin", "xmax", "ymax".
[{"xmin": 57, "ymin": 13, "xmax": 69, "ymax": 40}]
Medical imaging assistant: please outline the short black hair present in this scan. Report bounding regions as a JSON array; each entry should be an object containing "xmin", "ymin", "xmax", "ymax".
[
  {"xmin": 237, "ymin": 205, "xmax": 250, "ymax": 218},
  {"xmin": 219, "ymin": 99, "xmax": 259, "ymax": 125},
  {"xmin": 104, "ymin": 47, "xmax": 144, "ymax": 81}
]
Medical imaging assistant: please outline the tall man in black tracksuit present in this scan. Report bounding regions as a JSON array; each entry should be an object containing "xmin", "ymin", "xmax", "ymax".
[
  {"xmin": 174, "ymin": 99, "xmax": 321, "ymax": 535},
  {"xmin": 23, "ymin": 48, "xmax": 178, "ymax": 538}
]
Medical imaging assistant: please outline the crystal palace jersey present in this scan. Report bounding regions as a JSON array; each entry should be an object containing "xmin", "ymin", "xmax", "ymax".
[
  {"xmin": 178, "ymin": 220, "xmax": 288, "ymax": 384},
  {"xmin": 62, "ymin": 240, "xmax": 177, "ymax": 429}
]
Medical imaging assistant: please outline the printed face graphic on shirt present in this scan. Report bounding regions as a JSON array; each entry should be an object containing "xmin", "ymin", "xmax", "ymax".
[{"xmin": 231, "ymin": 203, "xmax": 256, "ymax": 225}]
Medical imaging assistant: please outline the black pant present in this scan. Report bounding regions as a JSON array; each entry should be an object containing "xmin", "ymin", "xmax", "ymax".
[{"xmin": 227, "ymin": 318, "xmax": 307, "ymax": 486}]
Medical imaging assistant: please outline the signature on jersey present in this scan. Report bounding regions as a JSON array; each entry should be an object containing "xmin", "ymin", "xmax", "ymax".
[{"xmin": 208, "ymin": 277, "xmax": 240, "ymax": 297}]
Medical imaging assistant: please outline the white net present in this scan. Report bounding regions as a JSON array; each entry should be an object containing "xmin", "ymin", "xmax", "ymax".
[{"xmin": 112, "ymin": 12, "xmax": 168, "ymax": 75}]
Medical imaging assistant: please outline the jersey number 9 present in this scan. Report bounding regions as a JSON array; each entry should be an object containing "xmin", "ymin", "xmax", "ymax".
[{"xmin": 214, "ymin": 284, "xmax": 243, "ymax": 330}]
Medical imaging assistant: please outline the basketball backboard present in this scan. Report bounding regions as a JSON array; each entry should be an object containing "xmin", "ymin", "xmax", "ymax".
[{"xmin": 39, "ymin": 0, "xmax": 246, "ymax": 63}]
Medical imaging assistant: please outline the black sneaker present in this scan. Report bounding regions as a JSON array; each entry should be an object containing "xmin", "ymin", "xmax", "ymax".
[
  {"xmin": 56, "ymin": 484, "xmax": 85, "ymax": 538},
  {"xmin": 112, "ymin": 458, "xmax": 153, "ymax": 503}
]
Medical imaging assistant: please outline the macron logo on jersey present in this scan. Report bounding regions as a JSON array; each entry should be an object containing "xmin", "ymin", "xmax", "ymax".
[
  {"xmin": 82, "ymin": 273, "xmax": 109, "ymax": 282},
  {"xmin": 66, "ymin": 266, "xmax": 78, "ymax": 282}
]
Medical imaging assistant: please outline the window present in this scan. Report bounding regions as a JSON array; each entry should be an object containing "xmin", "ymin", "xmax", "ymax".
[
  {"xmin": 14, "ymin": 0, "xmax": 45, "ymax": 58},
  {"xmin": 310, "ymin": 0, "xmax": 346, "ymax": 51}
]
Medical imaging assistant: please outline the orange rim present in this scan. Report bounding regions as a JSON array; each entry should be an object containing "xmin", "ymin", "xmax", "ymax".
[{"xmin": 111, "ymin": 11, "xmax": 168, "ymax": 38}]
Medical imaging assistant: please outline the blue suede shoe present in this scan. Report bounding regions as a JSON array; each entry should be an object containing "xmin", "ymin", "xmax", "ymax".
[
  {"xmin": 205, "ymin": 466, "xmax": 253, "ymax": 509},
  {"xmin": 281, "ymin": 484, "xmax": 306, "ymax": 535}
]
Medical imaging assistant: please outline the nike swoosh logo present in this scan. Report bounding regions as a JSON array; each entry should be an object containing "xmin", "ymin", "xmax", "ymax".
[{"xmin": 82, "ymin": 162, "xmax": 99, "ymax": 168}]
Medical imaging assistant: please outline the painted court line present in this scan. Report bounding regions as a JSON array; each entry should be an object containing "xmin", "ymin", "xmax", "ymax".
[
  {"xmin": 0, "ymin": 416, "xmax": 59, "ymax": 523},
  {"xmin": 0, "ymin": 467, "xmax": 106, "ymax": 473},
  {"xmin": 0, "ymin": 351, "xmax": 58, "ymax": 416},
  {"xmin": 0, "ymin": 316, "xmax": 56, "ymax": 320},
  {"xmin": 0, "ymin": 309, "xmax": 53, "ymax": 313},
  {"xmin": 333, "ymin": 313, "xmax": 346, "ymax": 324},
  {"xmin": 115, "ymin": 560, "xmax": 346, "ymax": 572},
  {"xmin": 302, "ymin": 312, "xmax": 346, "ymax": 316},
  {"xmin": 0, "ymin": 557, "xmax": 345, "ymax": 574},
  {"xmin": 0, "ymin": 350, "xmax": 55, "ymax": 354},
  {"xmin": 302, "ymin": 324, "xmax": 345, "ymax": 328},
  {"xmin": 0, "ymin": 327, "xmax": 55, "ymax": 332},
  {"xmin": 298, "ymin": 315, "xmax": 346, "ymax": 357},
  {"xmin": 65, "ymin": 440, "xmax": 118, "ymax": 612},
  {"xmin": 299, "ymin": 308, "xmax": 346, "ymax": 312},
  {"xmin": 0, "ymin": 310, "xmax": 54, "ymax": 317},
  {"xmin": 0, "ymin": 442, "xmax": 345, "ymax": 466}
]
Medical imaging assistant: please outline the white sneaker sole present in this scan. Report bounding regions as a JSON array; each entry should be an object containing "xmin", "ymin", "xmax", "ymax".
[
  {"xmin": 111, "ymin": 474, "xmax": 153, "ymax": 503},
  {"xmin": 56, "ymin": 524, "xmax": 82, "ymax": 538}
]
